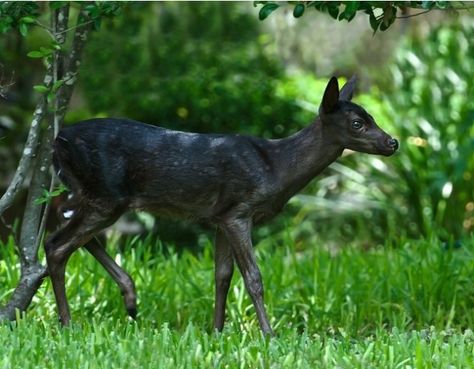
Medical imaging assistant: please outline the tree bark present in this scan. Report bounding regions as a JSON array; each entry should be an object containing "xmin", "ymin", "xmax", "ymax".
[
  {"xmin": 0, "ymin": 4, "xmax": 93, "ymax": 321},
  {"xmin": 56, "ymin": 8, "xmax": 94, "ymax": 123},
  {"xmin": 0, "ymin": 97, "xmax": 49, "ymax": 216}
]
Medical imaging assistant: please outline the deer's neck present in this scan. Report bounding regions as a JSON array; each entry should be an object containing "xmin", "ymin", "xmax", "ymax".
[{"xmin": 272, "ymin": 118, "xmax": 343, "ymax": 196}]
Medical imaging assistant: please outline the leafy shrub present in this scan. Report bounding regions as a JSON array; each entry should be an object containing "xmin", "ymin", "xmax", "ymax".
[
  {"xmin": 286, "ymin": 20, "xmax": 474, "ymax": 244},
  {"xmin": 79, "ymin": 2, "xmax": 300, "ymax": 138},
  {"xmin": 77, "ymin": 2, "xmax": 312, "ymax": 246},
  {"xmin": 385, "ymin": 19, "xmax": 474, "ymax": 239},
  {"xmin": 78, "ymin": 5, "xmax": 473, "ymax": 245}
]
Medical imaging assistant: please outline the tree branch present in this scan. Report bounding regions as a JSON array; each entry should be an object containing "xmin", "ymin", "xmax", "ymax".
[
  {"xmin": 32, "ymin": 3, "xmax": 71, "ymax": 257},
  {"xmin": 0, "ymin": 4, "xmax": 75, "ymax": 219},
  {"xmin": 0, "ymin": 264, "xmax": 47, "ymax": 321},
  {"xmin": 396, "ymin": 9, "xmax": 432, "ymax": 19},
  {"xmin": 31, "ymin": 6, "xmax": 92, "ymax": 255},
  {"xmin": 0, "ymin": 4, "xmax": 70, "ymax": 322},
  {"xmin": 56, "ymin": 6, "xmax": 94, "ymax": 123},
  {"xmin": 0, "ymin": 95, "xmax": 49, "ymax": 216},
  {"xmin": 19, "ymin": 130, "xmax": 55, "ymax": 267},
  {"xmin": 1, "ymin": 2, "xmax": 98, "ymax": 323}
]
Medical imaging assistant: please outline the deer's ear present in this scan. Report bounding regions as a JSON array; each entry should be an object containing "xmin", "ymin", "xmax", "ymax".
[
  {"xmin": 320, "ymin": 76, "xmax": 339, "ymax": 114},
  {"xmin": 339, "ymin": 75, "xmax": 357, "ymax": 101}
]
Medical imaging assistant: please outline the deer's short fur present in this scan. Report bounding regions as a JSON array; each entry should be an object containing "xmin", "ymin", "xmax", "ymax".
[{"xmin": 45, "ymin": 76, "xmax": 398, "ymax": 335}]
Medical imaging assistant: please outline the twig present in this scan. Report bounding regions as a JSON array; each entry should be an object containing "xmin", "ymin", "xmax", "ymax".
[
  {"xmin": 33, "ymin": 20, "xmax": 54, "ymax": 38},
  {"xmin": 32, "ymin": 19, "xmax": 95, "ymax": 38},
  {"xmin": 55, "ymin": 19, "xmax": 95, "ymax": 36},
  {"xmin": 396, "ymin": 9, "xmax": 432, "ymax": 19}
]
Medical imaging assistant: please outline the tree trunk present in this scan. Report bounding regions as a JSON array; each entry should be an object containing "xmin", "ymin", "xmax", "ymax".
[{"xmin": 0, "ymin": 4, "xmax": 93, "ymax": 321}]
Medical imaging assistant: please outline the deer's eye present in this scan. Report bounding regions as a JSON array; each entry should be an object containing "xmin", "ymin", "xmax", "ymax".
[{"xmin": 351, "ymin": 120, "xmax": 363, "ymax": 130}]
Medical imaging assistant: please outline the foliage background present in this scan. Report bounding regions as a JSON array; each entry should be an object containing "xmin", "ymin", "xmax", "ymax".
[{"xmin": 1, "ymin": 2, "xmax": 472, "ymax": 246}]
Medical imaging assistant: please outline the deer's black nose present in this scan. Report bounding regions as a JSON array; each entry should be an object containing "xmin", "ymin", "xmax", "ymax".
[{"xmin": 387, "ymin": 138, "xmax": 399, "ymax": 151}]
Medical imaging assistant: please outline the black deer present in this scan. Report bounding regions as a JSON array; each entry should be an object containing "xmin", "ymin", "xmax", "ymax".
[{"xmin": 45, "ymin": 76, "xmax": 398, "ymax": 335}]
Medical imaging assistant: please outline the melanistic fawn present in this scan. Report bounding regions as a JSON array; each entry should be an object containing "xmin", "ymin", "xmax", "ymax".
[{"xmin": 45, "ymin": 76, "xmax": 398, "ymax": 335}]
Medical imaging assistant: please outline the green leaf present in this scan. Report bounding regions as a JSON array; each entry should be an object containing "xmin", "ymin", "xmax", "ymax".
[
  {"xmin": 42, "ymin": 55, "xmax": 53, "ymax": 69},
  {"xmin": 259, "ymin": 3, "xmax": 279, "ymax": 21},
  {"xmin": 380, "ymin": 6, "xmax": 396, "ymax": 31},
  {"xmin": 85, "ymin": 3, "xmax": 101, "ymax": 18},
  {"xmin": 94, "ymin": 17, "xmax": 102, "ymax": 30},
  {"xmin": 34, "ymin": 184, "xmax": 67, "ymax": 204},
  {"xmin": 311, "ymin": 3, "xmax": 321, "ymax": 11},
  {"xmin": 50, "ymin": 183, "xmax": 68, "ymax": 197},
  {"xmin": 369, "ymin": 13, "xmax": 381, "ymax": 33},
  {"xmin": 52, "ymin": 80, "xmax": 64, "ymax": 92},
  {"xmin": 293, "ymin": 4, "xmax": 305, "ymax": 18},
  {"xmin": 27, "ymin": 51, "xmax": 44, "ymax": 58},
  {"xmin": 339, "ymin": 1, "xmax": 359, "ymax": 21},
  {"xmin": 47, "ymin": 92, "xmax": 55, "ymax": 104},
  {"xmin": 34, "ymin": 197, "xmax": 47, "ymax": 205},
  {"xmin": 33, "ymin": 85, "xmax": 49, "ymax": 93},
  {"xmin": 0, "ymin": 15, "xmax": 14, "ymax": 34},
  {"xmin": 39, "ymin": 46, "xmax": 53, "ymax": 56},
  {"xmin": 19, "ymin": 22, "xmax": 28, "ymax": 37},
  {"xmin": 101, "ymin": 2, "xmax": 121, "ymax": 16},
  {"xmin": 51, "ymin": 41, "xmax": 62, "ymax": 51},
  {"xmin": 327, "ymin": 4, "xmax": 340, "ymax": 20},
  {"xmin": 379, "ymin": 21, "xmax": 389, "ymax": 31},
  {"xmin": 49, "ymin": 1, "xmax": 68, "ymax": 11},
  {"xmin": 34, "ymin": 189, "xmax": 51, "ymax": 205},
  {"xmin": 421, "ymin": 1, "xmax": 435, "ymax": 9},
  {"xmin": 436, "ymin": 1, "xmax": 449, "ymax": 9},
  {"xmin": 20, "ymin": 16, "xmax": 36, "ymax": 24}
]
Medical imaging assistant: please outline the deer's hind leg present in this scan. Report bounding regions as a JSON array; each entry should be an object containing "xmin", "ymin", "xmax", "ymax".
[
  {"xmin": 45, "ymin": 201, "xmax": 124, "ymax": 326},
  {"xmin": 84, "ymin": 238, "xmax": 137, "ymax": 319},
  {"xmin": 57, "ymin": 195, "xmax": 137, "ymax": 318}
]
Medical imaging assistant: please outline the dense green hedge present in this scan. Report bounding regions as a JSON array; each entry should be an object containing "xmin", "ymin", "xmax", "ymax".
[{"xmin": 79, "ymin": 3, "xmax": 301, "ymax": 138}]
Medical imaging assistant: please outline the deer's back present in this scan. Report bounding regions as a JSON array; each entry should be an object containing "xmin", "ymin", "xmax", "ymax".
[{"xmin": 53, "ymin": 118, "xmax": 277, "ymax": 220}]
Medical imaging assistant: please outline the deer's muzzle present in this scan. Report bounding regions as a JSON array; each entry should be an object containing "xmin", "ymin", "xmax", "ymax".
[{"xmin": 379, "ymin": 137, "xmax": 399, "ymax": 156}]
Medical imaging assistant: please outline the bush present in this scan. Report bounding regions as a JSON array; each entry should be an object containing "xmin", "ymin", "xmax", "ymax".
[
  {"xmin": 274, "ymin": 21, "xmax": 474, "ymax": 246},
  {"xmin": 385, "ymin": 19, "xmax": 474, "ymax": 239},
  {"xmin": 288, "ymin": 20, "xmax": 474, "ymax": 244},
  {"xmin": 79, "ymin": 2, "xmax": 300, "ymax": 138}
]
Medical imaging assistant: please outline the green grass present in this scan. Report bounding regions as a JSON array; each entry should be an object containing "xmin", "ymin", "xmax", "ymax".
[{"xmin": 1, "ymin": 233, "xmax": 474, "ymax": 368}]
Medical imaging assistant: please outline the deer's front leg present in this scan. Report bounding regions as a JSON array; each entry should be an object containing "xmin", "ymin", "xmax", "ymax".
[
  {"xmin": 220, "ymin": 217, "xmax": 274, "ymax": 336},
  {"xmin": 213, "ymin": 228, "xmax": 234, "ymax": 331}
]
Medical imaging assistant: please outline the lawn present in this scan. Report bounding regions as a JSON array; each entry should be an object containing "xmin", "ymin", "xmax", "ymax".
[{"xmin": 1, "ymin": 233, "xmax": 474, "ymax": 368}]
